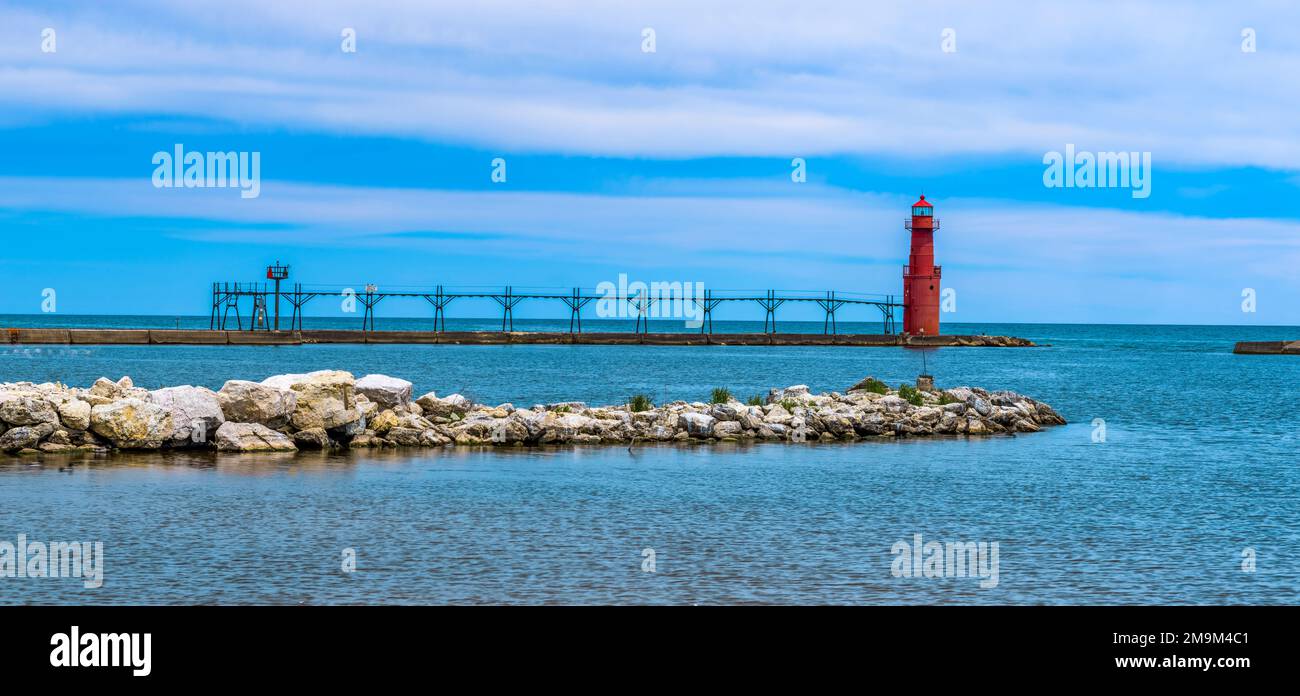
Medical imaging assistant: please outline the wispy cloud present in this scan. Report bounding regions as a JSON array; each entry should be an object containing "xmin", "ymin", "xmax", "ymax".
[{"xmin": 2, "ymin": 1, "xmax": 1297, "ymax": 166}]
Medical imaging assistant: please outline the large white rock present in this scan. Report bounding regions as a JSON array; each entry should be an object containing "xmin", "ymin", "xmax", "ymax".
[
  {"xmin": 713, "ymin": 421, "xmax": 744, "ymax": 437},
  {"xmin": 217, "ymin": 380, "xmax": 297, "ymax": 428},
  {"xmin": 414, "ymin": 390, "xmax": 439, "ymax": 411},
  {"xmin": 766, "ymin": 385, "xmax": 811, "ymax": 404},
  {"xmin": 0, "ymin": 394, "xmax": 59, "ymax": 426},
  {"xmin": 561, "ymin": 412, "xmax": 597, "ymax": 430},
  {"xmin": 88, "ymin": 377, "xmax": 124, "ymax": 400},
  {"xmin": 260, "ymin": 370, "xmax": 353, "ymax": 391},
  {"xmin": 214, "ymin": 422, "xmax": 297, "ymax": 452},
  {"xmin": 149, "ymin": 385, "xmax": 226, "ymax": 446},
  {"xmin": 680, "ymin": 412, "xmax": 716, "ymax": 437},
  {"xmin": 710, "ymin": 403, "xmax": 742, "ymax": 421},
  {"xmin": 530, "ymin": 412, "xmax": 596, "ymax": 443},
  {"xmin": 258, "ymin": 373, "xmax": 311, "ymax": 390},
  {"xmin": 82, "ymin": 376, "xmax": 149, "ymax": 405},
  {"xmin": 355, "ymin": 374, "xmax": 413, "ymax": 410},
  {"xmin": 417, "ymin": 393, "xmax": 471, "ymax": 418},
  {"xmin": 57, "ymin": 399, "xmax": 92, "ymax": 431},
  {"xmin": 90, "ymin": 398, "xmax": 174, "ymax": 449},
  {"xmin": 269, "ymin": 371, "xmax": 363, "ymax": 432}
]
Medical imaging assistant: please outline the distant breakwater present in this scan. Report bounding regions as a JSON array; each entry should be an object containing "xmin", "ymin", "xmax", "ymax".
[
  {"xmin": 1, "ymin": 327, "xmax": 1037, "ymax": 347},
  {"xmin": 0, "ymin": 371, "xmax": 1065, "ymax": 455},
  {"xmin": 1234, "ymin": 340, "xmax": 1300, "ymax": 355}
]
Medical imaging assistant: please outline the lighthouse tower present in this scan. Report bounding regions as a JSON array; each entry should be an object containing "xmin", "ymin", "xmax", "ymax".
[{"xmin": 902, "ymin": 195, "xmax": 941, "ymax": 336}]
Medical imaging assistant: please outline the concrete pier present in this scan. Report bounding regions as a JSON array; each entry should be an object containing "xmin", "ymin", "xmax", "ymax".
[
  {"xmin": 1, "ymin": 327, "xmax": 1036, "ymax": 347},
  {"xmin": 1233, "ymin": 340, "xmax": 1300, "ymax": 355}
]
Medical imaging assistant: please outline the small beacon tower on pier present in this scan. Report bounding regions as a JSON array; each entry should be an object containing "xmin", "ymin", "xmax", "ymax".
[{"xmin": 903, "ymin": 195, "xmax": 941, "ymax": 336}]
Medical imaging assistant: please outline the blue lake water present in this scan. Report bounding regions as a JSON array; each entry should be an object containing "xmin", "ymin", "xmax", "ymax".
[{"xmin": 1, "ymin": 318, "xmax": 1298, "ymax": 604}]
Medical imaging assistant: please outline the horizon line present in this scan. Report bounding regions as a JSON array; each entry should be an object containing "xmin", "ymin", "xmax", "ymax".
[{"xmin": 0, "ymin": 313, "xmax": 1295, "ymax": 330}]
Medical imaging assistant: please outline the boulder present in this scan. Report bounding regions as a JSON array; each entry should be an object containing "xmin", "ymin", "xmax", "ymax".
[
  {"xmin": 819, "ymin": 414, "xmax": 856, "ymax": 437},
  {"xmin": 217, "ymin": 380, "xmax": 297, "ymax": 428},
  {"xmin": 414, "ymin": 391, "xmax": 439, "ymax": 410},
  {"xmin": 259, "ymin": 370, "xmax": 355, "ymax": 393},
  {"xmin": 710, "ymin": 403, "xmax": 742, "ymax": 421},
  {"xmin": 214, "ymin": 422, "xmax": 297, "ymax": 452},
  {"xmin": 369, "ymin": 409, "xmax": 401, "ymax": 435},
  {"xmin": 943, "ymin": 387, "xmax": 975, "ymax": 401},
  {"xmin": 272, "ymin": 371, "xmax": 363, "ymax": 432},
  {"xmin": 259, "ymin": 371, "xmax": 336, "ymax": 391},
  {"xmin": 30, "ymin": 422, "xmax": 56, "ymax": 439},
  {"xmin": 1035, "ymin": 402, "xmax": 1066, "ymax": 425},
  {"xmin": 327, "ymin": 416, "xmax": 367, "ymax": 439},
  {"xmin": 681, "ymin": 412, "xmax": 716, "ymax": 437},
  {"xmin": 989, "ymin": 390, "xmax": 1027, "ymax": 406},
  {"xmin": 510, "ymin": 409, "xmax": 548, "ymax": 440},
  {"xmin": 349, "ymin": 431, "xmax": 383, "ymax": 448},
  {"xmin": 1014, "ymin": 418, "xmax": 1041, "ymax": 432},
  {"xmin": 292, "ymin": 427, "xmax": 333, "ymax": 450},
  {"xmin": 876, "ymin": 395, "xmax": 911, "ymax": 413},
  {"xmin": 83, "ymin": 376, "xmax": 148, "ymax": 402},
  {"xmin": 762, "ymin": 404, "xmax": 793, "ymax": 424},
  {"xmin": 88, "ymin": 377, "xmax": 124, "ymax": 400},
  {"xmin": 713, "ymin": 420, "xmax": 743, "ymax": 438},
  {"xmin": 355, "ymin": 374, "xmax": 413, "ymax": 410},
  {"xmin": 0, "ymin": 426, "xmax": 43, "ymax": 452},
  {"xmin": 57, "ymin": 399, "xmax": 92, "ymax": 431},
  {"xmin": 483, "ymin": 417, "xmax": 530, "ymax": 444},
  {"xmin": 967, "ymin": 395, "xmax": 993, "ymax": 417},
  {"xmin": 420, "ymin": 429, "xmax": 452, "ymax": 446},
  {"xmin": 354, "ymin": 397, "xmax": 379, "ymax": 420},
  {"xmin": 89, "ymin": 398, "xmax": 174, "ymax": 449},
  {"xmin": 384, "ymin": 427, "xmax": 428, "ymax": 447},
  {"xmin": 853, "ymin": 412, "xmax": 887, "ymax": 436},
  {"xmin": 532, "ymin": 412, "xmax": 595, "ymax": 443},
  {"xmin": 545, "ymin": 401, "xmax": 587, "ymax": 412},
  {"xmin": 766, "ymin": 385, "xmax": 811, "ymax": 404},
  {"xmin": 149, "ymin": 385, "xmax": 225, "ymax": 447},
  {"xmin": 0, "ymin": 395, "xmax": 59, "ymax": 426},
  {"xmin": 417, "ymin": 393, "xmax": 472, "ymax": 419}
]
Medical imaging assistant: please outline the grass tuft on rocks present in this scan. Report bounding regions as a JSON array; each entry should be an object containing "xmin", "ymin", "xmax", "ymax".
[
  {"xmin": 898, "ymin": 384, "xmax": 924, "ymax": 407},
  {"xmin": 860, "ymin": 377, "xmax": 889, "ymax": 395}
]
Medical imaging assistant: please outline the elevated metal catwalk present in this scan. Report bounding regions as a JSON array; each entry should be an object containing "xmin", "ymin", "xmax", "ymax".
[{"xmin": 210, "ymin": 283, "xmax": 902, "ymax": 335}]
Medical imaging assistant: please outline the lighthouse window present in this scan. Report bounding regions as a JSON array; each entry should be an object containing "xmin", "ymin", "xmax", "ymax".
[{"xmin": 915, "ymin": 206, "xmax": 932, "ymax": 216}]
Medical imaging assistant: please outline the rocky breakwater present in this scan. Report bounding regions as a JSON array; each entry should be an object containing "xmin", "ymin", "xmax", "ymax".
[{"xmin": 0, "ymin": 372, "xmax": 1065, "ymax": 455}]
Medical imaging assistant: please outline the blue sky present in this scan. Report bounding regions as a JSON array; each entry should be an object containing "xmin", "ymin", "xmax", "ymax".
[{"xmin": 1, "ymin": 0, "xmax": 1298, "ymax": 325}]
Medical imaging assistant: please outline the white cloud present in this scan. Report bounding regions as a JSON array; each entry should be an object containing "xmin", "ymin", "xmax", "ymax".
[{"xmin": 1, "ymin": 1, "xmax": 1298, "ymax": 166}]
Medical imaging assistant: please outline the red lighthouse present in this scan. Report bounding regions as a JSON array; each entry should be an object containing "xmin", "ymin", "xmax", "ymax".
[{"xmin": 902, "ymin": 195, "xmax": 941, "ymax": 336}]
